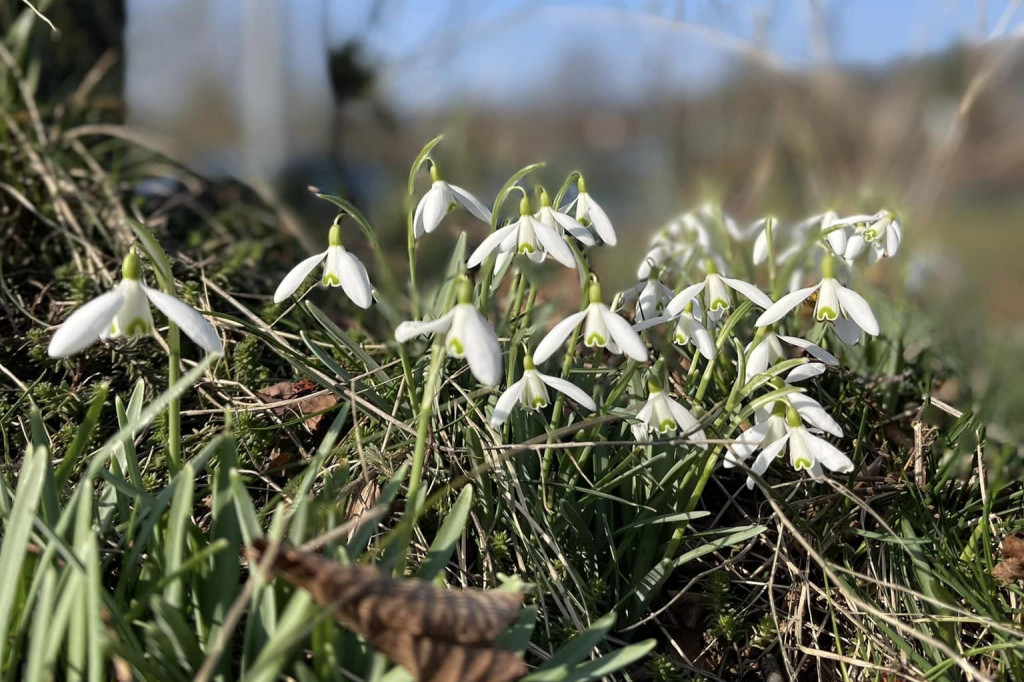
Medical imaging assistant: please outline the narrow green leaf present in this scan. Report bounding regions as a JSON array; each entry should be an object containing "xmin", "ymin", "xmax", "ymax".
[{"xmin": 417, "ymin": 485, "xmax": 473, "ymax": 581}]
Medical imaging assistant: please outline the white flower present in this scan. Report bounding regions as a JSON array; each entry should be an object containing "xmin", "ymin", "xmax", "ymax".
[
  {"xmin": 394, "ymin": 277, "xmax": 501, "ymax": 386},
  {"xmin": 490, "ymin": 354, "xmax": 596, "ymax": 427},
  {"xmin": 535, "ymin": 189, "xmax": 596, "ymax": 247},
  {"xmin": 620, "ymin": 276, "xmax": 673, "ymax": 322},
  {"xmin": 633, "ymin": 382, "xmax": 706, "ymax": 445},
  {"xmin": 842, "ymin": 211, "xmax": 902, "ymax": 263},
  {"xmin": 664, "ymin": 262, "xmax": 773, "ymax": 323},
  {"xmin": 755, "ymin": 259, "xmax": 879, "ymax": 338},
  {"xmin": 413, "ymin": 165, "xmax": 492, "ymax": 237},
  {"xmin": 467, "ymin": 195, "xmax": 576, "ymax": 269},
  {"xmin": 534, "ymin": 277, "xmax": 648, "ymax": 364},
  {"xmin": 568, "ymin": 177, "xmax": 616, "ymax": 245},
  {"xmin": 48, "ymin": 252, "xmax": 222, "ymax": 357},
  {"xmin": 273, "ymin": 223, "xmax": 373, "ymax": 308},
  {"xmin": 673, "ymin": 302, "xmax": 716, "ymax": 360},
  {"xmin": 744, "ymin": 331, "xmax": 838, "ymax": 383},
  {"xmin": 724, "ymin": 402, "xmax": 852, "ymax": 488}
]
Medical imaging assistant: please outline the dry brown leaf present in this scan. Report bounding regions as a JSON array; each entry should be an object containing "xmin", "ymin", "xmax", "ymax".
[
  {"xmin": 247, "ymin": 540, "xmax": 527, "ymax": 682},
  {"xmin": 994, "ymin": 535, "xmax": 1024, "ymax": 582},
  {"xmin": 257, "ymin": 379, "xmax": 338, "ymax": 434}
]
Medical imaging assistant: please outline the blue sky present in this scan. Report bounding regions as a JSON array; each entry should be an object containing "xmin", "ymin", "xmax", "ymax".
[{"xmin": 326, "ymin": 0, "xmax": 1024, "ymax": 111}]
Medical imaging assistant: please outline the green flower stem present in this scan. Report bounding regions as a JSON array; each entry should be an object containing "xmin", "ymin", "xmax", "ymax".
[
  {"xmin": 407, "ymin": 339, "xmax": 447, "ymax": 507},
  {"xmin": 406, "ymin": 203, "xmax": 420, "ymax": 318},
  {"xmin": 127, "ymin": 222, "xmax": 183, "ymax": 474},
  {"xmin": 505, "ymin": 271, "xmax": 526, "ymax": 335}
]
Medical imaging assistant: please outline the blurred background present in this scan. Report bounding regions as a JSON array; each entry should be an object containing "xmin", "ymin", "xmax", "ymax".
[{"xmin": 9, "ymin": 0, "xmax": 1024, "ymax": 435}]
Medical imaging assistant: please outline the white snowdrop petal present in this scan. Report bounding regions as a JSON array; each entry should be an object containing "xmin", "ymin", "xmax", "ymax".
[
  {"xmin": 334, "ymin": 249, "xmax": 373, "ymax": 308},
  {"xmin": 394, "ymin": 312, "xmax": 454, "ymax": 343},
  {"xmin": 826, "ymin": 225, "xmax": 848, "ymax": 255},
  {"xmin": 746, "ymin": 434, "xmax": 790, "ymax": 489},
  {"xmin": 836, "ymin": 286, "xmax": 879, "ymax": 336},
  {"xmin": 803, "ymin": 430, "xmax": 854, "ymax": 473},
  {"xmin": 456, "ymin": 306, "xmax": 502, "ymax": 386},
  {"xmin": 539, "ymin": 374, "xmax": 597, "ymax": 412},
  {"xmin": 422, "ymin": 184, "xmax": 449, "ymax": 234},
  {"xmin": 48, "ymin": 289, "xmax": 126, "ymax": 357},
  {"xmin": 551, "ymin": 210, "xmax": 596, "ymax": 246},
  {"xmin": 786, "ymin": 362, "xmax": 827, "ymax": 383},
  {"xmin": 599, "ymin": 306, "xmax": 648, "ymax": 361},
  {"xmin": 754, "ymin": 284, "xmax": 819, "ymax": 327},
  {"xmin": 691, "ymin": 322, "xmax": 717, "ymax": 361},
  {"xmin": 778, "ymin": 335, "xmax": 838, "ymax": 365},
  {"xmin": 534, "ymin": 309, "xmax": 588, "ymax": 364},
  {"xmin": 666, "ymin": 399, "xmax": 705, "ymax": 445},
  {"xmin": 752, "ymin": 229, "xmax": 769, "ymax": 265},
  {"xmin": 722, "ymin": 277, "xmax": 773, "ymax": 309},
  {"xmin": 831, "ymin": 318, "xmax": 864, "ymax": 345},
  {"xmin": 744, "ymin": 339, "xmax": 774, "ymax": 382},
  {"xmin": 729, "ymin": 420, "xmax": 773, "ymax": 461},
  {"xmin": 413, "ymin": 192, "xmax": 427, "ymax": 237},
  {"xmin": 665, "ymin": 281, "xmax": 707, "ymax": 317},
  {"xmin": 466, "ymin": 224, "xmax": 516, "ymax": 268},
  {"xmin": 490, "ymin": 379, "xmax": 526, "ymax": 428},
  {"xmin": 788, "ymin": 393, "xmax": 843, "ymax": 437},
  {"xmin": 447, "ymin": 184, "xmax": 492, "ymax": 223},
  {"xmin": 583, "ymin": 195, "xmax": 616, "ymax": 245},
  {"xmin": 532, "ymin": 219, "xmax": 577, "ymax": 268},
  {"xmin": 273, "ymin": 250, "xmax": 327, "ymax": 303},
  {"xmin": 143, "ymin": 287, "xmax": 223, "ymax": 354}
]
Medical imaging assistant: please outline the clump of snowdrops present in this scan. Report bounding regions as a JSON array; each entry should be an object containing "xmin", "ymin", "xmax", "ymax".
[{"xmin": 37, "ymin": 133, "xmax": 907, "ymax": 679}]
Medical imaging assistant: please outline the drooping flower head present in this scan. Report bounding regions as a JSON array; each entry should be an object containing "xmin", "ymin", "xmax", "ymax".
[
  {"xmin": 48, "ymin": 250, "xmax": 222, "ymax": 357},
  {"xmin": 414, "ymin": 162, "xmax": 492, "ymax": 237},
  {"xmin": 568, "ymin": 176, "xmax": 616, "ymax": 245},
  {"xmin": 490, "ymin": 354, "xmax": 596, "ymax": 427},
  {"xmin": 534, "ymin": 188, "xmax": 596, "ymax": 247},
  {"xmin": 394, "ymin": 275, "xmax": 502, "ymax": 386},
  {"xmin": 632, "ymin": 371, "xmax": 706, "ymax": 445},
  {"xmin": 724, "ymin": 401, "xmax": 852, "ymax": 489},
  {"xmin": 467, "ymin": 194, "xmax": 576, "ymax": 269},
  {"xmin": 665, "ymin": 259, "xmax": 773, "ymax": 323},
  {"xmin": 534, "ymin": 274, "xmax": 648, "ymax": 364},
  {"xmin": 755, "ymin": 253, "xmax": 879, "ymax": 343},
  {"xmin": 273, "ymin": 222, "xmax": 373, "ymax": 308}
]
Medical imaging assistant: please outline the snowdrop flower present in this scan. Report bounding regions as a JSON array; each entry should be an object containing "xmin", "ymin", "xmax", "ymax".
[
  {"xmin": 490, "ymin": 354, "xmax": 596, "ymax": 427},
  {"xmin": 632, "ymin": 378, "xmax": 706, "ymax": 445},
  {"xmin": 534, "ymin": 275, "xmax": 648, "ymax": 364},
  {"xmin": 744, "ymin": 330, "xmax": 838, "ymax": 383},
  {"xmin": 535, "ymin": 189, "xmax": 596, "ymax": 247},
  {"xmin": 394, "ymin": 276, "xmax": 501, "ymax": 385},
  {"xmin": 664, "ymin": 260, "xmax": 773, "ymax": 323},
  {"xmin": 750, "ymin": 217, "xmax": 777, "ymax": 265},
  {"xmin": 620, "ymin": 273, "xmax": 673, "ymax": 322},
  {"xmin": 670, "ymin": 300, "xmax": 716, "ymax": 361},
  {"xmin": 467, "ymin": 195, "xmax": 576, "ymax": 269},
  {"xmin": 842, "ymin": 211, "xmax": 902, "ymax": 263},
  {"xmin": 567, "ymin": 177, "xmax": 616, "ymax": 245},
  {"xmin": 48, "ymin": 251, "xmax": 222, "ymax": 357},
  {"xmin": 755, "ymin": 256, "xmax": 879, "ymax": 338},
  {"xmin": 413, "ymin": 163, "xmax": 492, "ymax": 237},
  {"xmin": 273, "ymin": 223, "xmax": 373, "ymax": 308},
  {"xmin": 724, "ymin": 403, "xmax": 852, "ymax": 488}
]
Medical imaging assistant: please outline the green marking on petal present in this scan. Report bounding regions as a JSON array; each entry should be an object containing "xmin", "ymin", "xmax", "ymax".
[
  {"xmin": 793, "ymin": 456, "xmax": 813, "ymax": 470},
  {"xmin": 531, "ymin": 396, "xmax": 548, "ymax": 408},
  {"xmin": 658, "ymin": 419, "xmax": 677, "ymax": 433},
  {"xmin": 815, "ymin": 306, "xmax": 838, "ymax": 322},
  {"xmin": 585, "ymin": 332, "xmax": 606, "ymax": 347},
  {"xmin": 518, "ymin": 243, "xmax": 535, "ymax": 254},
  {"xmin": 447, "ymin": 201, "xmax": 458, "ymax": 213},
  {"xmin": 864, "ymin": 229, "xmax": 879, "ymax": 242},
  {"xmin": 123, "ymin": 318, "xmax": 151, "ymax": 336},
  {"xmin": 322, "ymin": 273, "xmax": 340, "ymax": 286},
  {"xmin": 673, "ymin": 332, "xmax": 689, "ymax": 345},
  {"xmin": 580, "ymin": 217, "xmax": 591, "ymax": 227},
  {"xmin": 448, "ymin": 337, "xmax": 465, "ymax": 355},
  {"xmin": 710, "ymin": 298, "xmax": 728, "ymax": 311}
]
